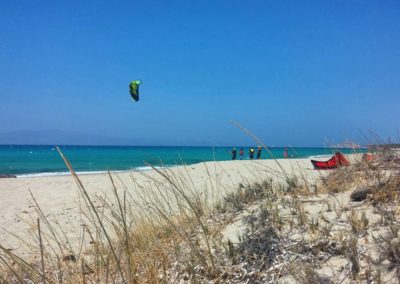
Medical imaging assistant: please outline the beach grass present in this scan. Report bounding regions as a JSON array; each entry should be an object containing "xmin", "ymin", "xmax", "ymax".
[{"xmin": 0, "ymin": 143, "xmax": 399, "ymax": 282}]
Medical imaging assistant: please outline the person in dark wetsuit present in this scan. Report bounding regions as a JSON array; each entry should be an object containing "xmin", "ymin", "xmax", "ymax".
[
  {"xmin": 256, "ymin": 146, "xmax": 262, "ymax": 159},
  {"xmin": 231, "ymin": 147, "xmax": 237, "ymax": 160},
  {"xmin": 249, "ymin": 147, "xmax": 255, "ymax": 160}
]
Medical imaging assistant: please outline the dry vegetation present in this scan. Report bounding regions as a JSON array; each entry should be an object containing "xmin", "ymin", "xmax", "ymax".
[{"xmin": 1, "ymin": 146, "xmax": 400, "ymax": 283}]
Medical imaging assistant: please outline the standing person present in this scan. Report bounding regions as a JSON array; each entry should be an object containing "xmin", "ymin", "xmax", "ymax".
[
  {"xmin": 256, "ymin": 146, "xmax": 262, "ymax": 159},
  {"xmin": 284, "ymin": 147, "xmax": 288, "ymax": 159},
  {"xmin": 239, "ymin": 148, "xmax": 244, "ymax": 160},
  {"xmin": 231, "ymin": 147, "xmax": 237, "ymax": 160},
  {"xmin": 249, "ymin": 147, "xmax": 255, "ymax": 160}
]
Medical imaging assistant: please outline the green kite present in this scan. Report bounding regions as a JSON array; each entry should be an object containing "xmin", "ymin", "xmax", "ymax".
[{"xmin": 129, "ymin": 80, "xmax": 142, "ymax": 102}]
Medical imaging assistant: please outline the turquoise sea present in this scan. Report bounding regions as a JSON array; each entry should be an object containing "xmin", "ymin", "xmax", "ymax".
[{"xmin": 0, "ymin": 145, "xmax": 364, "ymax": 177}]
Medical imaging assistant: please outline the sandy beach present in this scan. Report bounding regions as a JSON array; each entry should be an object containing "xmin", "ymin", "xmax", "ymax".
[
  {"xmin": 0, "ymin": 158, "xmax": 321, "ymax": 256},
  {"xmin": 8, "ymin": 153, "xmax": 396, "ymax": 283},
  {"xmin": 1, "ymin": 152, "xmax": 399, "ymax": 283}
]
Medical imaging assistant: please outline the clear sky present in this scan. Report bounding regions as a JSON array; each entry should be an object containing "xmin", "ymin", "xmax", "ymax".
[{"xmin": 0, "ymin": 0, "xmax": 399, "ymax": 146}]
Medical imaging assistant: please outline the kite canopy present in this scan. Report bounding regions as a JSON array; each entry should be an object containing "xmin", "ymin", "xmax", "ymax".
[
  {"xmin": 311, "ymin": 152, "xmax": 350, "ymax": 170},
  {"xmin": 129, "ymin": 80, "xmax": 142, "ymax": 102}
]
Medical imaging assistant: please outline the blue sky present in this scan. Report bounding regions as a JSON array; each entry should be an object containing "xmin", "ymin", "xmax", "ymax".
[{"xmin": 0, "ymin": 0, "xmax": 399, "ymax": 146}]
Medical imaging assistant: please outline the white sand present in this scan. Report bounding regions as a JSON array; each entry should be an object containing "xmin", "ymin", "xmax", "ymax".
[{"xmin": 0, "ymin": 158, "xmax": 322, "ymax": 256}]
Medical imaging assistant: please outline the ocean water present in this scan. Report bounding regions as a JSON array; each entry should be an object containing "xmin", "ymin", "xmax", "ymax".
[{"xmin": 0, "ymin": 145, "xmax": 364, "ymax": 177}]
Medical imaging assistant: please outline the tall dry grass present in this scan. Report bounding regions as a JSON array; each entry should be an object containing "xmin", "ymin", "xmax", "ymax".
[
  {"xmin": 1, "ymin": 135, "xmax": 398, "ymax": 283},
  {"xmin": 0, "ymin": 144, "xmax": 306, "ymax": 283}
]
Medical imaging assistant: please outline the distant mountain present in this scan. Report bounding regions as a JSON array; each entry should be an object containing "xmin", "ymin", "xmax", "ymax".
[
  {"xmin": 0, "ymin": 130, "xmax": 133, "ymax": 145},
  {"xmin": 331, "ymin": 141, "xmax": 365, "ymax": 149}
]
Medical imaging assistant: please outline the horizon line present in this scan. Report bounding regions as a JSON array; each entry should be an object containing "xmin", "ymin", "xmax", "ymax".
[{"xmin": 0, "ymin": 143, "xmax": 368, "ymax": 149}]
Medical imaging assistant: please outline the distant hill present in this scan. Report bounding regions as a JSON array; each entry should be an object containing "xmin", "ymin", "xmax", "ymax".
[
  {"xmin": 331, "ymin": 141, "xmax": 365, "ymax": 149},
  {"xmin": 0, "ymin": 130, "xmax": 132, "ymax": 145}
]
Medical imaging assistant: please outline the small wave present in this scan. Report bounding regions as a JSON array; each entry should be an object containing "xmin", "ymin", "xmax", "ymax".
[
  {"xmin": 132, "ymin": 165, "xmax": 173, "ymax": 171},
  {"xmin": 17, "ymin": 172, "xmax": 72, "ymax": 178},
  {"xmin": 16, "ymin": 165, "xmax": 174, "ymax": 178},
  {"xmin": 17, "ymin": 170, "xmax": 109, "ymax": 178},
  {"xmin": 133, "ymin": 166, "xmax": 154, "ymax": 171}
]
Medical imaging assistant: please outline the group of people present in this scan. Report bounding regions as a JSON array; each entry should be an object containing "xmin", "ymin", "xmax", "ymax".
[
  {"xmin": 231, "ymin": 146, "xmax": 262, "ymax": 160},
  {"xmin": 231, "ymin": 146, "xmax": 291, "ymax": 160}
]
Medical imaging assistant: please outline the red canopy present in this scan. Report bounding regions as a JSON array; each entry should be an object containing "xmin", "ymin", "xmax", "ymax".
[{"xmin": 311, "ymin": 152, "xmax": 350, "ymax": 170}]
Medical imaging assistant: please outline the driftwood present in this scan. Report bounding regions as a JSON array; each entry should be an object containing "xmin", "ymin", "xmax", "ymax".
[{"xmin": 350, "ymin": 187, "xmax": 371, "ymax": 202}]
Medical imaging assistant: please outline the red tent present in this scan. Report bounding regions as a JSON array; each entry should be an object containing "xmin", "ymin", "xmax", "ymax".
[{"xmin": 311, "ymin": 152, "xmax": 350, "ymax": 170}]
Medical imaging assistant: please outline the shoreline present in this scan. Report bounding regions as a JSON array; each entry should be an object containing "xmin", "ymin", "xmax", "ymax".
[
  {"xmin": 8, "ymin": 155, "xmax": 335, "ymax": 178},
  {"xmin": 0, "ymin": 145, "xmax": 364, "ymax": 177}
]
